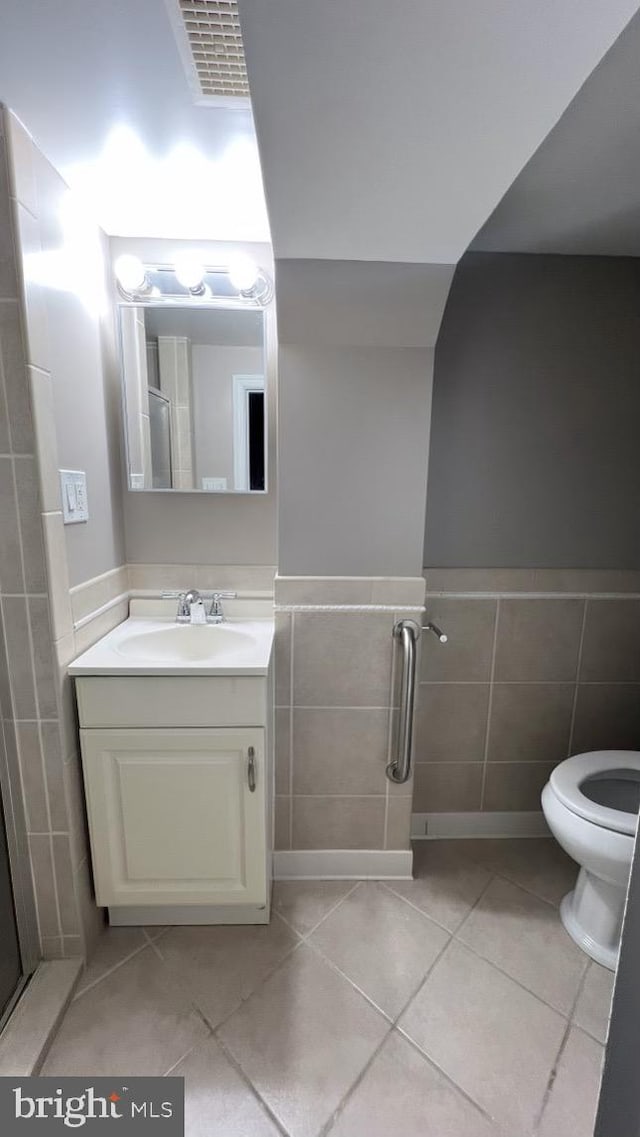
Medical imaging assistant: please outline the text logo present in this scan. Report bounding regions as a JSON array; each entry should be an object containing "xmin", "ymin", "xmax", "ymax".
[{"xmin": 0, "ymin": 1078, "xmax": 184, "ymax": 1135}]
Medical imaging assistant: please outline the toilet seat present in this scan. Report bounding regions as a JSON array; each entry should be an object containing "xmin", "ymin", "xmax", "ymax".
[{"xmin": 550, "ymin": 750, "xmax": 640, "ymax": 837}]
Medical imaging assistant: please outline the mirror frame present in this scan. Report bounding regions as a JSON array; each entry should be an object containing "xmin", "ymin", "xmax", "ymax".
[{"xmin": 118, "ymin": 299, "xmax": 268, "ymax": 495}]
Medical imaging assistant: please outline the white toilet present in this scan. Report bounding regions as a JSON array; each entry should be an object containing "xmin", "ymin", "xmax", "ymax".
[{"xmin": 541, "ymin": 750, "xmax": 640, "ymax": 970}]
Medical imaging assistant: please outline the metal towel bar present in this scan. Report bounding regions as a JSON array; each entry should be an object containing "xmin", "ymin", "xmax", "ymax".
[{"xmin": 386, "ymin": 617, "xmax": 448, "ymax": 785}]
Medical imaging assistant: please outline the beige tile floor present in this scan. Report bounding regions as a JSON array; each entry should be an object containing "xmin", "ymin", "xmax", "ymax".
[{"xmin": 42, "ymin": 839, "xmax": 613, "ymax": 1137}]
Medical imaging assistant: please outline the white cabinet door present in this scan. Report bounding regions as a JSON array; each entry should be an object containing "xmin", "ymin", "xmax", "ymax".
[{"xmin": 80, "ymin": 728, "xmax": 266, "ymax": 908}]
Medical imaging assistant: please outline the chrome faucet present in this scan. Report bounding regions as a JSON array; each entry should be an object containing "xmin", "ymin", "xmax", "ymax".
[
  {"xmin": 176, "ymin": 589, "xmax": 202, "ymax": 624},
  {"xmin": 208, "ymin": 592, "xmax": 236, "ymax": 624},
  {"xmin": 162, "ymin": 589, "xmax": 237, "ymax": 624}
]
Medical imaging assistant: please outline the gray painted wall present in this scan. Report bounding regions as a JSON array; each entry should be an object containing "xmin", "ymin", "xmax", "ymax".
[
  {"xmin": 424, "ymin": 253, "xmax": 640, "ymax": 569},
  {"xmin": 279, "ymin": 344, "xmax": 434, "ymax": 576}
]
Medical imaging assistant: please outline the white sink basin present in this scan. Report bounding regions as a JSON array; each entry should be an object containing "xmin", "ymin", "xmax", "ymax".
[
  {"xmin": 68, "ymin": 614, "xmax": 274, "ymax": 677},
  {"xmin": 115, "ymin": 624, "xmax": 255, "ymax": 663}
]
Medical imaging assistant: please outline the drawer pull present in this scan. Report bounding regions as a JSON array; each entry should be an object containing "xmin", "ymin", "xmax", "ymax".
[{"xmin": 247, "ymin": 746, "xmax": 256, "ymax": 792}]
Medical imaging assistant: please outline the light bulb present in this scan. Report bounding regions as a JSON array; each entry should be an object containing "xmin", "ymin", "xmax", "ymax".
[
  {"xmin": 174, "ymin": 253, "xmax": 205, "ymax": 292},
  {"xmin": 228, "ymin": 253, "xmax": 259, "ymax": 293},
  {"xmin": 114, "ymin": 254, "xmax": 147, "ymax": 293}
]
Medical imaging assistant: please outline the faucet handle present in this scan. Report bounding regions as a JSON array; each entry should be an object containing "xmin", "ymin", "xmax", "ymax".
[
  {"xmin": 211, "ymin": 591, "xmax": 237, "ymax": 600},
  {"xmin": 161, "ymin": 590, "xmax": 183, "ymax": 599}
]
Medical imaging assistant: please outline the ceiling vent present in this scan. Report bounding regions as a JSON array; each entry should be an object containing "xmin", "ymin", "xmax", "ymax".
[{"xmin": 167, "ymin": 0, "xmax": 251, "ymax": 108}]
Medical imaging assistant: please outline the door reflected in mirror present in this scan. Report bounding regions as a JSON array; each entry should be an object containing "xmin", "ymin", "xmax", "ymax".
[{"xmin": 119, "ymin": 305, "xmax": 266, "ymax": 492}]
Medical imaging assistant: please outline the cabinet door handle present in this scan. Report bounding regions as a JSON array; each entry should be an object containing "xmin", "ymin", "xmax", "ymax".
[{"xmin": 247, "ymin": 746, "xmax": 256, "ymax": 792}]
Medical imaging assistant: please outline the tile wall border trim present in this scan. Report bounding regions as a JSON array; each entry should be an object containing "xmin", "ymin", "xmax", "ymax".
[
  {"xmin": 411, "ymin": 810, "xmax": 551, "ymax": 839},
  {"xmin": 272, "ymin": 848, "xmax": 413, "ymax": 880},
  {"xmin": 275, "ymin": 604, "xmax": 425, "ymax": 613},
  {"xmin": 69, "ymin": 563, "xmax": 278, "ymax": 634},
  {"xmin": 72, "ymin": 593, "xmax": 130, "ymax": 633},
  {"xmin": 425, "ymin": 591, "xmax": 640, "ymax": 600}
]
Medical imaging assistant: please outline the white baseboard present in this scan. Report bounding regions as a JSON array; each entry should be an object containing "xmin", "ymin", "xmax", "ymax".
[
  {"xmin": 412, "ymin": 811, "xmax": 550, "ymax": 839},
  {"xmin": 272, "ymin": 849, "xmax": 414, "ymax": 881},
  {"xmin": 109, "ymin": 904, "xmax": 270, "ymax": 925}
]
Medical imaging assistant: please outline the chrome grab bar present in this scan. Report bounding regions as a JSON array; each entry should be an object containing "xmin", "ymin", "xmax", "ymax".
[
  {"xmin": 386, "ymin": 619, "xmax": 420, "ymax": 785},
  {"xmin": 423, "ymin": 621, "xmax": 448, "ymax": 643},
  {"xmin": 386, "ymin": 617, "xmax": 448, "ymax": 785}
]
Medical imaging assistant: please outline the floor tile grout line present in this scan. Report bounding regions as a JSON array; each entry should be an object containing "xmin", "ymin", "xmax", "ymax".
[
  {"xmin": 416, "ymin": 837, "xmax": 574, "ymax": 910},
  {"xmin": 452, "ymin": 932, "xmax": 585, "ymax": 1023},
  {"xmin": 377, "ymin": 879, "xmax": 458, "ymax": 937},
  {"xmin": 212, "ymin": 880, "xmax": 452, "ymax": 1115},
  {"xmin": 144, "ymin": 932, "xmax": 167, "ymax": 963},
  {"xmin": 366, "ymin": 914, "xmax": 498, "ymax": 1128},
  {"xmin": 533, "ymin": 1045, "xmax": 564, "ymax": 1137},
  {"xmin": 382, "ymin": 843, "xmax": 573, "ymax": 935},
  {"xmin": 163, "ymin": 1039, "xmax": 208, "ymax": 1078},
  {"xmin": 488, "ymin": 865, "xmax": 569, "ymax": 910},
  {"xmin": 272, "ymin": 880, "xmax": 362, "ymax": 944},
  {"xmin": 302, "ymin": 937, "xmax": 396, "ymax": 1025},
  {"xmin": 450, "ymin": 886, "xmax": 586, "ymax": 1023},
  {"xmin": 142, "ymin": 926, "xmax": 170, "ymax": 945},
  {"xmin": 72, "ymin": 936, "xmax": 152, "ymax": 1001},
  {"xmin": 480, "ymin": 598, "xmax": 500, "ymax": 809},
  {"xmin": 267, "ymin": 906, "xmax": 308, "ymax": 942},
  {"xmin": 151, "ymin": 913, "xmax": 307, "ymax": 1039},
  {"xmin": 393, "ymin": 1022, "xmax": 500, "ymax": 1127},
  {"xmin": 448, "ymin": 868, "xmax": 498, "ymax": 934},
  {"xmin": 567, "ymin": 598, "xmax": 588, "ymax": 757},
  {"xmin": 211, "ymin": 938, "xmax": 306, "ymax": 1037},
  {"xmin": 214, "ymin": 1028, "xmax": 292, "ymax": 1137},
  {"xmin": 295, "ymin": 880, "xmax": 362, "ymax": 940},
  {"xmin": 318, "ymin": 1027, "xmax": 393, "ymax": 1137},
  {"xmin": 319, "ymin": 912, "xmax": 461, "ymax": 1137},
  {"xmin": 569, "ymin": 961, "xmax": 611, "ymax": 1044},
  {"xmin": 532, "ymin": 966, "xmax": 591, "ymax": 1137}
]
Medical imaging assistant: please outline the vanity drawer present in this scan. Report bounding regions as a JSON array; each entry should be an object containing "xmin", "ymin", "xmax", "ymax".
[{"xmin": 76, "ymin": 676, "xmax": 268, "ymax": 728}]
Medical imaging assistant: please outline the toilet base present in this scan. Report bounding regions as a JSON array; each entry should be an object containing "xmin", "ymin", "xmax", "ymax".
[{"xmin": 560, "ymin": 867, "xmax": 625, "ymax": 971}]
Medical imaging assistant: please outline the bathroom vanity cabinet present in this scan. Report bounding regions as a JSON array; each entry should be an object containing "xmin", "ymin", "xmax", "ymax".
[{"xmin": 74, "ymin": 670, "xmax": 273, "ymax": 926}]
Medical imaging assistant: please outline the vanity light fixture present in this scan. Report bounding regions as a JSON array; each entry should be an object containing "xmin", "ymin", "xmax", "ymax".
[
  {"xmin": 114, "ymin": 254, "xmax": 273, "ymax": 308},
  {"xmin": 114, "ymin": 254, "xmax": 150, "ymax": 296},
  {"xmin": 227, "ymin": 252, "xmax": 259, "ymax": 292},
  {"xmin": 174, "ymin": 252, "xmax": 206, "ymax": 294},
  {"xmin": 227, "ymin": 253, "xmax": 274, "ymax": 305}
]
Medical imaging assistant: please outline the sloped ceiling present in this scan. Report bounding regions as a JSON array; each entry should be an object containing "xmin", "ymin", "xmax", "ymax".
[
  {"xmin": 239, "ymin": 0, "xmax": 639, "ymax": 264},
  {"xmin": 472, "ymin": 10, "xmax": 640, "ymax": 255}
]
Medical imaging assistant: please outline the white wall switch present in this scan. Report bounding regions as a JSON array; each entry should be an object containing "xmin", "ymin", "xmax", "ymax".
[{"xmin": 60, "ymin": 470, "xmax": 89, "ymax": 524}]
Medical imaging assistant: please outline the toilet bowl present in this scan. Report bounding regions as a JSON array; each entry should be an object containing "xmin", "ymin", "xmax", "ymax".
[{"xmin": 541, "ymin": 750, "xmax": 640, "ymax": 970}]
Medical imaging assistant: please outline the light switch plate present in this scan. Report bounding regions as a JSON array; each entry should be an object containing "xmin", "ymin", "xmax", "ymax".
[{"xmin": 60, "ymin": 469, "xmax": 89, "ymax": 524}]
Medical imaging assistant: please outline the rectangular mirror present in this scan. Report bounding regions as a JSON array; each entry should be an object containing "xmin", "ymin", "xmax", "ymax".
[{"xmin": 119, "ymin": 304, "xmax": 266, "ymax": 492}]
